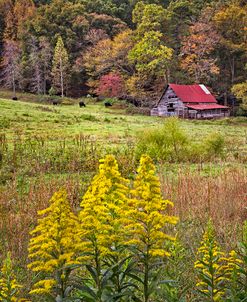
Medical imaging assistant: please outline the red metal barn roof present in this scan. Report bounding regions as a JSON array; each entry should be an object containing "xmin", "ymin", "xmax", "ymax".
[
  {"xmin": 169, "ymin": 84, "xmax": 217, "ymax": 103},
  {"xmin": 186, "ymin": 104, "xmax": 229, "ymax": 110}
]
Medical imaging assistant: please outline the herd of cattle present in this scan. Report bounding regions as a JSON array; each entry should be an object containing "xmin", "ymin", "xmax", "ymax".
[{"xmin": 12, "ymin": 96, "xmax": 113, "ymax": 108}]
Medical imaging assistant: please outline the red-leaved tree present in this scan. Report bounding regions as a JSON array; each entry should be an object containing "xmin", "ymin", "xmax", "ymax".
[{"xmin": 96, "ymin": 72, "xmax": 125, "ymax": 98}]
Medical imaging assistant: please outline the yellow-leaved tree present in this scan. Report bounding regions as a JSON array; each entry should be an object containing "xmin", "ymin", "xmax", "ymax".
[
  {"xmin": 77, "ymin": 155, "xmax": 130, "ymax": 301},
  {"xmin": 123, "ymin": 155, "xmax": 178, "ymax": 302},
  {"xmin": 28, "ymin": 189, "xmax": 80, "ymax": 300},
  {"xmin": 0, "ymin": 252, "xmax": 22, "ymax": 302}
]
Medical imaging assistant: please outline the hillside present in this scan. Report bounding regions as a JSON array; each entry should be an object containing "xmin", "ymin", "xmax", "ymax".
[{"xmin": 0, "ymin": 0, "xmax": 246, "ymax": 109}]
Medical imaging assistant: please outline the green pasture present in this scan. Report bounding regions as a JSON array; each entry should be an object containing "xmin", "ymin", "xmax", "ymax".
[{"xmin": 0, "ymin": 98, "xmax": 246, "ymax": 149}]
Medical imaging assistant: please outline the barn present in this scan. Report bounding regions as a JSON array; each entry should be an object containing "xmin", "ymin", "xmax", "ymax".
[{"xmin": 151, "ymin": 84, "xmax": 230, "ymax": 119}]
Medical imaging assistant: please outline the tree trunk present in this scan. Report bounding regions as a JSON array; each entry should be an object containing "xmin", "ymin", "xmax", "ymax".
[
  {"xmin": 43, "ymin": 65, "xmax": 46, "ymax": 95},
  {"xmin": 12, "ymin": 64, "xmax": 16, "ymax": 98},
  {"xmin": 60, "ymin": 57, "xmax": 64, "ymax": 98}
]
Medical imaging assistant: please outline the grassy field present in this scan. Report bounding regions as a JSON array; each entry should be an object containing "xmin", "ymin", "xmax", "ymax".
[
  {"xmin": 0, "ymin": 96, "xmax": 246, "ymax": 300},
  {"xmin": 1, "ymin": 97, "xmax": 247, "ymax": 143}
]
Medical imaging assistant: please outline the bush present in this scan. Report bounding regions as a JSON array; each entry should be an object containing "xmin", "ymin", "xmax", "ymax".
[
  {"xmin": 203, "ymin": 132, "xmax": 225, "ymax": 159},
  {"xmin": 81, "ymin": 114, "xmax": 99, "ymax": 122},
  {"xmin": 136, "ymin": 117, "xmax": 189, "ymax": 162},
  {"xmin": 61, "ymin": 97, "xmax": 76, "ymax": 105},
  {"xmin": 136, "ymin": 118, "xmax": 227, "ymax": 163},
  {"xmin": 126, "ymin": 106, "xmax": 150, "ymax": 116}
]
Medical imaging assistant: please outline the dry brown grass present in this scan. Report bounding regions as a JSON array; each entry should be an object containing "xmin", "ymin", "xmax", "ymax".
[
  {"xmin": 0, "ymin": 161, "xmax": 246, "ymax": 282},
  {"xmin": 0, "ymin": 174, "xmax": 85, "ymax": 263},
  {"xmin": 159, "ymin": 165, "xmax": 247, "ymax": 248}
]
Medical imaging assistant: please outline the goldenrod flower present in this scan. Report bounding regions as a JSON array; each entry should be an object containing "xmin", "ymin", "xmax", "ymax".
[
  {"xmin": 0, "ymin": 253, "xmax": 22, "ymax": 302},
  {"xmin": 28, "ymin": 189, "xmax": 81, "ymax": 297}
]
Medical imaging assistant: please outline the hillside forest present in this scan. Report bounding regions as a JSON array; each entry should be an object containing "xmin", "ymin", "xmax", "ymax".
[{"xmin": 0, "ymin": 0, "xmax": 247, "ymax": 109}]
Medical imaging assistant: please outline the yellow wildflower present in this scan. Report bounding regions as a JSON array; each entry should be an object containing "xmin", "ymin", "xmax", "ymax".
[
  {"xmin": 28, "ymin": 189, "xmax": 81, "ymax": 297},
  {"xmin": 0, "ymin": 253, "xmax": 22, "ymax": 302}
]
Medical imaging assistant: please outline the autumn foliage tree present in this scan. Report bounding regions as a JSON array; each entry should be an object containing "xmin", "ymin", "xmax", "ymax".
[
  {"xmin": 96, "ymin": 72, "xmax": 125, "ymax": 98},
  {"xmin": 181, "ymin": 8, "xmax": 220, "ymax": 84},
  {"xmin": 213, "ymin": 1, "xmax": 247, "ymax": 85},
  {"xmin": 232, "ymin": 81, "xmax": 247, "ymax": 110},
  {"xmin": 3, "ymin": 0, "xmax": 35, "ymax": 41},
  {"xmin": 83, "ymin": 29, "xmax": 134, "ymax": 93},
  {"xmin": 0, "ymin": 40, "xmax": 21, "ymax": 97}
]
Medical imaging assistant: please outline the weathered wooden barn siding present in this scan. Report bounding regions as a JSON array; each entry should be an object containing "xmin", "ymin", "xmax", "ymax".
[{"xmin": 151, "ymin": 87, "xmax": 185, "ymax": 117}]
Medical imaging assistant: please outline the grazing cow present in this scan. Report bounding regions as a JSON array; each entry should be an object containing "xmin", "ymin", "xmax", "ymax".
[
  {"xmin": 12, "ymin": 97, "xmax": 18, "ymax": 101},
  {"xmin": 104, "ymin": 102, "xmax": 112, "ymax": 107},
  {"xmin": 79, "ymin": 101, "xmax": 86, "ymax": 107},
  {"xmin": 52, "ymin": 101, "xmax": 58, "ymax": 106}
]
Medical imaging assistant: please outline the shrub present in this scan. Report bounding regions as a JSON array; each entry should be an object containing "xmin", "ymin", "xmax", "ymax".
[
  {"xmin": 81, "ymin": 114, "xmax": 99, "ymax": 122},
  {"xmin": 136, "ymin": 117, "xmax": 189, "ymax": 162},
  {"xmin": 203, "ymin": 132, "xmax": 225, "ymax": 159},
  {"xmin": 126, "ymin": 106, "xmax": 150, "ymax": 115},
  {"xmin": 136, "ymin": 119, "xmax": 229, "ymax": 163}
]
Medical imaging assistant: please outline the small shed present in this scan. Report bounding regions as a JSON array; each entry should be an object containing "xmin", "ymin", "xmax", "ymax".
[{"xmin": 151, "ymin": 84, "xmax": 230, "ymax": 119}]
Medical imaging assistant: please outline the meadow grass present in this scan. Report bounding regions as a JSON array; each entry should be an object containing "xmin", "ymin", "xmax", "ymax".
[
  {"xmin": 1, "ymin": 98, "xmax": 246, "ymax": 148},
  {"xmin": 0, "ymin": 96, "xmax": 246, "ymax": 286}
]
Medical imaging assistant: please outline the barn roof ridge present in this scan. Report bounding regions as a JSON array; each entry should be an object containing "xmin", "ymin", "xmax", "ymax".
[{"xmin": 169, "ymin": 83, "xmax": 217, "ymax": 103}]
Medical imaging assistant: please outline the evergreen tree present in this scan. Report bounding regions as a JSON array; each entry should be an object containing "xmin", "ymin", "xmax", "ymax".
[
  {"xmin": 51, "ymin": 36, "xmax": 70, "ymax": 97},
  {"xmin": 29, "ymin": 36, "xmax": 52, "ymax": 94},
  {"xmin": 29, "ymin": 36, "xmax": 43, "ymax": 94}
]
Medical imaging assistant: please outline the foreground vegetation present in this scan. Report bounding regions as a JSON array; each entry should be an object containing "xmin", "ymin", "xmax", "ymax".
[{"xmin": 0, "ymin": 97, "xmax": 246, "ymax": 301}]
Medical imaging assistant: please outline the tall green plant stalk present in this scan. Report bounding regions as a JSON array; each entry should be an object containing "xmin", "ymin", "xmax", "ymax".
[{"xmin": 123, "ymin": 155, "xmax": 178, "ymax": 302}]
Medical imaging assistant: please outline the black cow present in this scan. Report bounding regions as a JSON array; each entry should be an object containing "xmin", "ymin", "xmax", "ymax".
[
  {"xmin": 104, "ymin": 102, "xmax": 112, "ymax": 107},
  {"xmin": 79, "ymin": 101, "xmax": 86, "ymax": 107}
]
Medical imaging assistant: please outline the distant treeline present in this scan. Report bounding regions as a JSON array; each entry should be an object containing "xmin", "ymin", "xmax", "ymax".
[{"xmin": 0, "ymin": 0, "xmax": 246, "ymax": 108}]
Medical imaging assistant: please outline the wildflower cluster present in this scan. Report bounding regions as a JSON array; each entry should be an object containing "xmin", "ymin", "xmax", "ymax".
[
  {"xmin": 28, "ymin": 189, "xmax": 80, "ymax": 298},
  {"xmin": 194, "ymin": 222, "xmax": 243, "ymax": 301},
  {"xmin": 123, "ymin": 155, "xmax": 178, "ymax": 301},
  {"xmin": 124, "ymin": 155, "xmax": 178, "ymax": 257},
  {"xmin": 26, "ymin": 153, "xmax": 246, "ymax": 302},
  {"xmin": 0, "ymin": 253, "xmax": 21, "ymax": 302},
  {"xmin": 28, "ymin": 155, "xmax": 178, "ymax": 301},
  {"xmin": 78, "ymin": 155, "xmax": 129, "ymax": 259}
]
